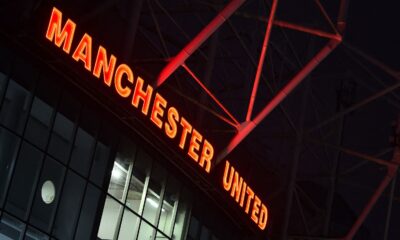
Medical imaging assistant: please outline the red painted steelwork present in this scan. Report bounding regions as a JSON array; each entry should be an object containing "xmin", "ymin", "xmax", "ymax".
[
  {"xmin": 343, "ymin": 168, "xmax": 396, "ymax": 240},
  {"xmin": 217, "ymin": 39, "xmax": 341, "ymax": 163},
  {"xmin": 156, "ymin": 0, "xmax": 246, "ymax": 87},
  {"xmin": 182, "ymin": 64, "xmax": 240, "ymax": 128},
  {"xmin": 274, "ymin": 20, "xmax": 342, "ymax": 41},
  {"xmin": 342, "ymin": 118, "xmax": 400, "ymax": 240},
  {"xmin": 246, "ymin": 0, "xmax": 279, "ymax": 121}
]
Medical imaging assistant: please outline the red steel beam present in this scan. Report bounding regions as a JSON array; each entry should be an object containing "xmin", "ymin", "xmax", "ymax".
[
  {"xmin": 156, "ymin": 0, "xmax": 246, "ymax": 87},
  {"xmin": 246, "ymin": 0, "xmax": 279, "ymax": 121},
  {"xmin": 342, "ymin": 117, "xmax": 400, "ymax": 240},
  {"xmin": 274, "ymin": 20, "xmax": 342, "ymax": 41},
  {"xmin": 182, "ymin": 64, "xmax": 240, "ymax": 128},
  {"xmin": 342, "ymin": 167, "xmax": 397, "ymax": 240},
  {"xmin": 217, "ymin": 39, "xmax": 341, "ymax": 163}
]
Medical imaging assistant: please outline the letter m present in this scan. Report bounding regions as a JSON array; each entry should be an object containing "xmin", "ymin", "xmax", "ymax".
[{"xmin": 46, "ymin": 7, "xmax": 76, "ymax": 54}]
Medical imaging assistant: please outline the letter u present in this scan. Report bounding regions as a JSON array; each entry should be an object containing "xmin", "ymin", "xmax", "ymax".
[{"xmin": 222, "ymin": 161, "xmax": 234, "ymax": 191}]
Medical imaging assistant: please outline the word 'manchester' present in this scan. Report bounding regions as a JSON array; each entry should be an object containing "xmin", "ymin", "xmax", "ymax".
[{"xmin": 45, "ymin": 7, "xmax": 214, "ymax": 173}]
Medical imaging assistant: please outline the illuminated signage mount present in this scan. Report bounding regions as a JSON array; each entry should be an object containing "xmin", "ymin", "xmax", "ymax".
[{"xmin": 44, "ymin": 7, "xmax": 268, "ymax": 231}]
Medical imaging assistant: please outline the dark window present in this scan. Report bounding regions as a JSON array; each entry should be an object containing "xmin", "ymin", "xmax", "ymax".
[
  {"xmin": 24, "ymin": 98, "xmax": 54, "ymax": 149},
  {"xmin": 90, "ymin": 126, "xmax": 117, "ymax": 188},
  {"xmin": 24, "ymin": 77, "xmax": 60, "ymax": 150},
  {"xmin": 69, "ymin": 105, "xmax": 99, "ymax": 177},
  {"xmin": 5, "ymin": 141, "xmax": 43, "ymax": 220},
  {"xmin": 0, "ymin": 80, "xmax": 32, "ymax": 134},
  {"xmin": 52, "ymin": 171, "xmax": 85, "ymax": 240},
  {"xmin": 29, "ymin": 157, "xmax": 66, "ymax": 233},
  {"xmin": 0, "ymin": 127, "xmax": 21, "ymax": 206},
  {"xmin": 47, "ymin": 93, "xmax": 81, "ymax": 164},
  {"xmin": 74, "ymin": 184, "xmax": 102, "ymax": 240}
]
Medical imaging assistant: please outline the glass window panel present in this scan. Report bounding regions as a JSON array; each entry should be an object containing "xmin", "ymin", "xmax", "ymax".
[
  {"xmin": 158, "ymin": 176, "xmax": 180, "ymax": 237},
  {"xmin": 108, "ymin": 159, "xmax": 130, "ymax": 202},
  {"xmin": 142, "ymin": 163, "xmax": 167, "ymax": 226},
  {"xmin": 48, "ymin": 93, "xmax": 81, "ymax": 163},
  {"xmin": 29, "ymin": 157, "xmax": 66, "ymax": 233},
  {"xmin": 0, "ymin": 213, "xmax": 25, "ymax": 240},
  {"xmin": 47, "ymin": 112, "xmax": 75, "ymax": 163},
  {"xmin": 24, "ymin": 98, "xmax": 54, "ymax": 149},
  {"xmin": 173, "ymin": 189, "xmax": 192, "ymax": 240},
  {"xmin": 24, "ymin": 76, "xmax": 60, "ymax": 150},
  {"xmin": 97, "ymin": 196, "xmax": 123, "ymax": 240},
  {"xmin": 52, "ymin": 171, "xmax": 85, "ymax": 240},
  {"xmin": 5, "ymin": 141, "xmax": 43, "ymax": 220},
  {"xmin": 75, "ymin": 184, "xmax": 102, "ymax": 240},
  {"xmin": 0, "ymin": 80, "xmax": 32, "ymax": 134},
  {"xmin": 90, "ymin": 141, "xmax": 112, "ymax": 188},
  {"xmin": 69, "ymin": 128, "xmax": 96, "ymax": 177},
  {"xmin": 137, "ymin": 220, "xmax": 156, "ymax": 240},
  {"xmin": 117, "ymin": 208, "xmax": 139, "ymax": 240},
  {"xmin": 90, "ymin": 126, "xmax": 117, "ymax": 188},
  {"xmin": 0, "ymin": 127, "xmax": 21, "ymax": 206},
  {"xmin": 69, "ymin": 104, "xmax": 99, "ymax": 177},
  {"xmin": 108, "ymin": 138, "xmax": 137, "ymax": 202},
  {"xmin": 24, "ymin": 227, "xmax": 49, "ymax": 240},
  {"xmin": 126, "ymin": 149, "xmax": 151, "ymax": 214}
]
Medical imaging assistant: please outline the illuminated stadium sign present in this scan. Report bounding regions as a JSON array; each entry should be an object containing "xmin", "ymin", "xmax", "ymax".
[
  {"xmin": 223, "ymin": 160, "xmax": 268, "ymax": 230},
  {"xmin": 45, "ymin": 7, "xmax": 214, "ymax": 173},
  {"xmin": 44, "ymin": 6, "xmax": 268, "ymax": 231}
]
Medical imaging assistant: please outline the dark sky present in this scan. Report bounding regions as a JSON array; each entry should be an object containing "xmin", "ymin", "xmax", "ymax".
[{"xmin": 346, "ymin": 0, "xmax": 400, "ymax": 69}]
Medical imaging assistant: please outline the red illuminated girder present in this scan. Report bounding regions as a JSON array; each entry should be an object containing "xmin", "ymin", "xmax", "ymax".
[
  {"xmin": 182, "ymin": 64, "xmax": 240, "ymax": 128},
  {"xmin": 154, "ymin": 0, "xmax": 343, "ymax": 164},
  {"xmin": 246, "ymin": 0, "xmax": 279, "ymax": 121},
  {"xmin": 274, "ymin": 20, "xmax": 342, "ymax": 41},
  {"xmin": 156, "ymin": 0, "xmax": 246, "ymax": 86},
  {"xmin": 342, "ymin": 168, "xmax": 396, "ymax": 240},
  {"xmin": 341, "ymin": 118, "xmax": 400, "ymax": 240},
  {"xmin": 216, "ymin": 39, "xmax": 340, "ymax": 163}
]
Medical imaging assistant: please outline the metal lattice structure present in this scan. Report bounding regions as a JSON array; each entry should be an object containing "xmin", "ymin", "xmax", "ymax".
[
  {"xmin": 2, "ymin": 0, "xmax": 400, "ymax": 239},
  {"xmin": 108, "ymin": 0, "xmax": 399, "ymax": 239},
  {"xmin": 129, "ymin": 0, "xmax": 399, "ymax": 239}
]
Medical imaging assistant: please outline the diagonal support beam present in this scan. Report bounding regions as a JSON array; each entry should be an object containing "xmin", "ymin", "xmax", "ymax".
[
  {"xmin": 342, "ymin": 117, "xmax": 400, "ymax": 240},
  {"xmin": 216, "ymin": 39, "xmax": 341, "ymax": 163},
  {"xmin": 246, "ymin": 0, "xmax": 279, "ymax": 121},
  {"xmin": 274, "ymin": 20, "xmax": 342, "ymax": 41},
  {"xmin": 182, "ymin": 64, "xmax": 240, "ymax": 128},
  {"xmin": 342, "ymin": 168, "xmax": 396, "ymax": 240},
  {"xmin": 156, "ymin": 0, "xmax": 246, "ymax": 87}
]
